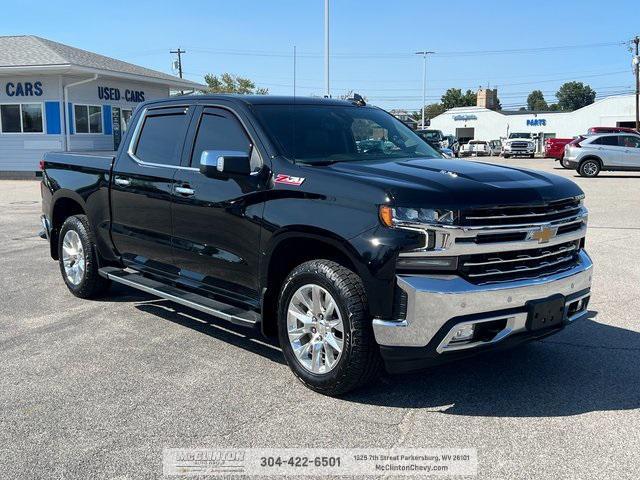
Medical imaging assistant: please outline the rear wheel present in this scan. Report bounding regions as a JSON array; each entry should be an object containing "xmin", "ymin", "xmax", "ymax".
[
  {"xmin": 578, "ymin": 159, "xmax": 601, "ymax": 177},
  {"xmin": 58, "ymin": 215, "xmax": 110, "ymax": 298},
  {"xmin": 503, "ymin": 154, "xmax": 510, "ymax": 158},
  {"xmin": 278, "ymin": 260, "xmax": 381, "ymax": 396}
]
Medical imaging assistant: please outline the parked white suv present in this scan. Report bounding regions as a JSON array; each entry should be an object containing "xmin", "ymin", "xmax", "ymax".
[
  {"xmin": 503, "ymin": 133, "xmax": 536, "ymax": 158},
  {"xmin": 564, "ymin": 133, "xmax": 640, "ymax": 177}
]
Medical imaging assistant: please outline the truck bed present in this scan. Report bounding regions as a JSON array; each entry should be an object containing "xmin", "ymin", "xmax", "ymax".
[{"xmin": 44, "ymin": 151, "xmax": 116, "ymax": 170}]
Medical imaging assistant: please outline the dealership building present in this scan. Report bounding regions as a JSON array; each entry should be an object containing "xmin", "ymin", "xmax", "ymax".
[
  {"xmin": 0, "ymin": 36, "xmax": 204, "ymax": 173},
  {"xmin": 428, "ymin": 90, "xmax": 639, "ymax": 151}
]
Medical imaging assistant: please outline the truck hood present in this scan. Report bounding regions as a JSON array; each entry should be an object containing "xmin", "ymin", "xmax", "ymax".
[{"xmin": 326, "ymin": 157, "xmax": 583, "ymax": 208}]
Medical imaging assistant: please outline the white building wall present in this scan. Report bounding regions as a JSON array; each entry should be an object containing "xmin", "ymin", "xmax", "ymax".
[
  {"xmin": 0, "ymin": 76, "xmax": 63, "ymax": 171},
  {"xmin": 428, "ymin": 95, "xmax": 638, "ymax": 142},
  {"xmin": 0, "ymin": 74, "xmax": 169, "ymax": 171}
]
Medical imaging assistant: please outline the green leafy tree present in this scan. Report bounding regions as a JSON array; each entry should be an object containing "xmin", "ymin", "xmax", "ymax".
[
  {"xmin": 555, "ymin": 82, "xmax": 596, "ymax": 111},
  {"xmin": 527, "ymin": 90, "xmax": 549, "ymax": 111},
  {"xmin": 204, "ymin": 73, "xmax": 269, "ymax": 95},
  {"xmin": 441, "ymin": 88, "xmax": 477, "ymax": 109},
  {"xmin": 411, "ymin": 103, "xmax": 446, "ymax": 121}
]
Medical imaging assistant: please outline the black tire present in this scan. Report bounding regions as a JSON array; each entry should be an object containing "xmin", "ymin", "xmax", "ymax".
[
  {"xmin": 529, "ymin": 154, "xmax": 535, "ymax": 159},
  {"xmin": 578, "ymin": 159, "xmax": 601, "ymax": 177},
  {"xmin": 277, "ymin": 259, "xmax": 382, "ymax": 396},
  {"xmin": 58, "ymin": 215, "xmax": 110, "ymax": 298},
  {"xmin": 503, "ymin": 154, "xmax": 510, "ymax": 158}
]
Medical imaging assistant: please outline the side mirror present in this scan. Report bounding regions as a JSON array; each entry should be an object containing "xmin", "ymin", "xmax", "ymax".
[{"xmin": 200, "ymin": 150, "xmax": 251, "ymax": 178}]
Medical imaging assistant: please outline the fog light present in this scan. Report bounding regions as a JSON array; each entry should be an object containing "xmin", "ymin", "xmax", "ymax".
[
  {"xmin": 396, "ymin": 256, "xmax": 457, "ymax": 271},
  {"xmin": 450, "ymin": 324, "xmax": 475, "ymax": 343}
]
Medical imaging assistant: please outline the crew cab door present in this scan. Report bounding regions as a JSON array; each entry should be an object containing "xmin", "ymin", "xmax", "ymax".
[
  {"xmin": 171, "ymin": 106, "xmax": 266, "ymax": 305},
  {"xmin": 110, "ymin": 105, "xmax": 193, "ymax": 272}
]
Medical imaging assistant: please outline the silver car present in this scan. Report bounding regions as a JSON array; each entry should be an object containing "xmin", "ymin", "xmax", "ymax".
[{"xmin": 564, "ymin": 133, "xmax": 640, "ymax": 177}]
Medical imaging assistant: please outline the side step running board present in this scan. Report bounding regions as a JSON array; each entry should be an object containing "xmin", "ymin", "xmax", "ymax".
[{"xmin": 99, "ymin": 267, "xmax": 260, "ymax": 327}]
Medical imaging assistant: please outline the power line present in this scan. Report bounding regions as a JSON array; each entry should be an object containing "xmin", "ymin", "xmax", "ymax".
[{"xmin": 176, "ymin": 39, "xmax": 627, "ymax": 59}]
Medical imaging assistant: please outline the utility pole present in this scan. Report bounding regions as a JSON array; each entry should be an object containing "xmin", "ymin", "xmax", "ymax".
[
  {"xmin": 415, "ymin": 50, "xmax": 435, "ymax": 129},
  {"xmin": 171, "ymin": 48, "xmax": 186, "ymax": 95},
  {"xmin": 293, "ymin": 45, "xmax": 297, "ymax": 97},
  {"xmin": 634, "ymin": 36, "xmax": 639, "ymax": 131},
  {"xmin": 324, "ymin": 0, "xmax": 330, "ymax": 97},
  {"xmin": 170, "ymin": 48, "xmax": 185, "ymax": 78}
]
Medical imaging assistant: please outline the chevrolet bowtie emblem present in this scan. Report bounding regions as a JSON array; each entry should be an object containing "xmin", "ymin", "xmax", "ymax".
[{"xmin": 530, "ymin": 226, "xmax": 557, "ymax": 244}]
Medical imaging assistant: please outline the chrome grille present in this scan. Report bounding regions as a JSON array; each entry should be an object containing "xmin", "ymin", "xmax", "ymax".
[
  {"xmin": 461, "ymin": 197, "xmax": 582, "ymax": 227},
  {"xmin": 459, "ymin": 240, "xmax": 581, "ymax": 284}
]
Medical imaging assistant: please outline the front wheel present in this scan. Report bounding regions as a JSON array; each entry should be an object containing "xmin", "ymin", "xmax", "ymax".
[
  {"xmin": 58, "ymin": 215, "xmax": 110, "ymax": 298},
  {"xmin": 578, "ymin": 159, "xmax": 601, "ymax": 177},
  {"xmin": 278, "ymin": 260, "xmax": 381, "ymax": 396}
]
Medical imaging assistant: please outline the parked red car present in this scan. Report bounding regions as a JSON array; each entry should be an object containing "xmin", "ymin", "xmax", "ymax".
[
  {"xmin": 587, "ymin": 126, "xmax": 639, "ymax": 135},
  {"xmin": 545, "ymin": 138, "xmax": 573, "ymax": 166}
]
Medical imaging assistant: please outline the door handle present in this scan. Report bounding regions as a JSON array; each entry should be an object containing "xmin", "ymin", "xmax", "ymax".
[
  {"xmin": 114, "ymin": 177, "xmax": 131, "ymax": 187},
  {"xmin": 175, "ymin": 185, "xmax": 195, "ymax": 196}
]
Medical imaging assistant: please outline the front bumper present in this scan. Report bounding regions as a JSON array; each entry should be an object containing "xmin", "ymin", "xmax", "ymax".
[
  {"xmin": 373, "ymin": 250, "xmax": 593, "ymax": 371},
  {"xmin": 504, "ymin": 148, "xmax": 535, "ymax": 155}
]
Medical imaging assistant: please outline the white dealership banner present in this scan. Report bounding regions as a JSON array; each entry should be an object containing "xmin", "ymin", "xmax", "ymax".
[{"xmin": 163, "ymin": 447, "xmax": 477, "ymax": 477}]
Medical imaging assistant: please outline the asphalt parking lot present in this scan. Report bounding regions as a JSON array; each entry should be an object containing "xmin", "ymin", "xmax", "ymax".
[{"xmin": 1, "ymin": 157, "xmax": 639, "ymax": 479}]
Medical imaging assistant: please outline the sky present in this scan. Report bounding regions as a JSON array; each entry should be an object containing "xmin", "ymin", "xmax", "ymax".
[{"xmin": 1, "ymin": 0, "xmax": 638, "ymax": 111}]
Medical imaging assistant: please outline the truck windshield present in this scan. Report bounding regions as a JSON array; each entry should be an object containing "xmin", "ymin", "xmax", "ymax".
[
  {"xmin": 252, "ymin": 104, "xmax": 441, "ymax": 164},
  {"xmin": 509, "ymin": 133, "xmax": 532, "ymax": 139}
]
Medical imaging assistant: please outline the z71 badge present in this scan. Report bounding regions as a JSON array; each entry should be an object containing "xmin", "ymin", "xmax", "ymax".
[{"xmin": 275, "ymin": 174, "xmax": 305, "ymax": 186}]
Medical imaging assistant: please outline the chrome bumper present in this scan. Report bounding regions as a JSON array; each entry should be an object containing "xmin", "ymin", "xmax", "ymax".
[{"xmin": 373, "ymin": 250, "xmax": 593, "ymax": 349}]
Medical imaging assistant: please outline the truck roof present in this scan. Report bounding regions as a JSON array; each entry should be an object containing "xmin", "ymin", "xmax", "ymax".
[{"xmin": 142, "ymin": 94, "xmax": 360, "ymax": 108}]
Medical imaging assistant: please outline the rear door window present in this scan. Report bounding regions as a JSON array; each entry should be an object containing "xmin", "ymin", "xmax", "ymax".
[
  {"xmin": 592, "ymin": 136, "xmax": 619, "ymax": 147},
  {"xmin": 134, "ymin": 108, "xmax": 190, "ymax": 166}
]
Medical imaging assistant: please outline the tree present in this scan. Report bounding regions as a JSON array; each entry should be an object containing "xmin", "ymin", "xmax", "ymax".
[
  {"xmin": 555, "ymin": 82, "xmax": 596, "ymax": 111},
  {"xmin": 411, "ymin": 103, "xmax": 446, "ymax": 121},
  {"xmin": 527, "ymin": 90, "xmax": 549, "ymax": 111},
  {"xmin": 203, "ymin": 73, "xmax": 268, "ymax": 95},
  {"xmin": 441, "ymin": 88, "xmax": 477, "ymax": 109}
]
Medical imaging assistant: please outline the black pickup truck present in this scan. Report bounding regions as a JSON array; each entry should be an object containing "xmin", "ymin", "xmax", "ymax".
[{"xmin": 40, "ymin": 95, "xmax": 593, "ymax": 395}]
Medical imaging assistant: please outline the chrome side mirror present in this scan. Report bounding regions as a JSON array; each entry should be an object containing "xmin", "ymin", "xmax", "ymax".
[{"xmin": 200, "ymin": 150, "xmax": 251, "ymax": 178}]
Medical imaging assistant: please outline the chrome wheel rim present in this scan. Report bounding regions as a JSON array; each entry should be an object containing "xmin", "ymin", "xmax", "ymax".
[
  {"xmin": 584, "ymin": 162, "xmax": 597, "ymax": 176},
  {"xmin": 62, "ymin": 230, "xmax": 85, "ymax": 286},
  {"xmin": 287, "ymin": 284, "xmax": 344, "ymax": 374}
]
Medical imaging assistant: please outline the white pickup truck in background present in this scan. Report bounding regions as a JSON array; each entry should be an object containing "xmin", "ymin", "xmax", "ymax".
[{"xmin": 503, "ymin": 132, "xmax": 536, "ymax": 158}]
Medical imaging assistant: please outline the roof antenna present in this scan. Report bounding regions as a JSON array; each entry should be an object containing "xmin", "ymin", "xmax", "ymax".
[{"xmin": 349, "ymin": 93, "xmax": 366, "ymax": 106}]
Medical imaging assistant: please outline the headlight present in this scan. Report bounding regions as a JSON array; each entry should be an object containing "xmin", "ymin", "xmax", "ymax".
[{"xmin": 379, "ymin": 206, "xmax": 456, "ymax": 227}]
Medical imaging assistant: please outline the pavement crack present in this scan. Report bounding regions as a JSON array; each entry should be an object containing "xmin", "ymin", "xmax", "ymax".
[{"xmin": 391, "ymin": 408, "xmax": 417, "ymax": 448}]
